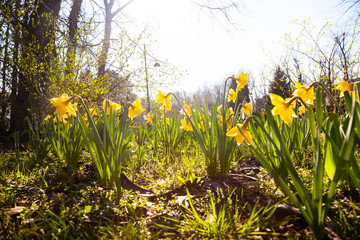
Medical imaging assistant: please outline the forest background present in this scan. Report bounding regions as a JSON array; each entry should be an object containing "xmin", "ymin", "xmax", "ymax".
[{"xmin": 0, "ymin": 0, "xmax": 360, "ymax": 143}]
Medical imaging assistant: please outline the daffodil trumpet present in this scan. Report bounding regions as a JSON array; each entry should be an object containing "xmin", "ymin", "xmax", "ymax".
[
  {"xmin": 157, "ymin": 91, "xmax": 173, "ymax": 111},
  {"xmin": 128, "ymin": 99, "xmax": 145, "ymax": 120},
  {"xmin": 226, "ymin": 115, "xmax": 253, "ymax": 145},
  {"xmin": 270, "ymin": 94, "xmax": 299, "ymax": 125},
  {"xmin": 50, "ymin": 94, "xmax": 79, "ymax": 117}
]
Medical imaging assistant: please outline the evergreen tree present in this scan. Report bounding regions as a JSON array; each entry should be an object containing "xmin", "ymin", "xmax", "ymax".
[{"xmin": 268, "ymin": 66, "xmax": 292, "ymax": 99}]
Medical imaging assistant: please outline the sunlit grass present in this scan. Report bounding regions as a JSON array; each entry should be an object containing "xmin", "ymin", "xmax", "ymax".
[{"xmin": 2, "ymin": 76, "xmax": 360, "ymax": 239}]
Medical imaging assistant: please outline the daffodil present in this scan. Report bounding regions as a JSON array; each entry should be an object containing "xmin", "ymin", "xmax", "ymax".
[
  {"xmin": 218, "ymin": 115, "xmax": 232, "ymax": 130},
  {"xmin": 44, "ymin": 115, "xmax": 52, "ymax": 123},
  {"xmin": 298, "ymin": 105, "xmax": 306, "ymax": 115},
  {"xmin": 229, "ymin": 107, "xmax": 234, "ymax": 115},
  {"xmin": 200, "ymin": 108, "xmax": 206, "ymax": 119},
  {"xmin": 227, "ymin": 88, "xmax": 237, "ymax": 102},
  {"xmin": 50, "ymin": 94, "xmax": 77, "ymax": 117},
  {"xmin": 336, "ymin": 81, "xmax": 360, "ymax": 97},
  {"xmin": 226, "ymin": 117, "xmax": 252, "ymax": 145},
  {"xmin": 144, "ymin": 114, "xmax": 153, "ymax": 124},
  {"xmin": 129, "ymin": 99, "xmax": 145, "ymax": 119},
  {"xmin": 160, "ymin": 114, "xmax": 170, "ymax": 125},
  {"xmin": 89, "ymin": 107, "xmax": 97, "ymax": 116},
  {"xmin": 233, "ymin": 72, "xmax": 248, "ymax": 92},
  {"xmin": 103, "ymin": 99, "xmax": 121, "ymax": 114},
  {"xmin": 180, "ymin": 119, "xmax": 193, "ymax": 131},
  {"xmin": 183, "ymin": 101, "xmax": 191, "ymax": 116},
  {"xmin": 217, "ymin": 105, "xmax": 222, "ymax": 115},
  {"xmin": 83, "ymin": 107, "xmax": 97, "ymax": 125},
  {"xmin": 269, "ymin": 93, "xmax": 297, "ymax": 125},
  {"xmin": 336, "ymin": 81, "xmax": 354, "ymax": 97},
  {"xmin": 197, "ymin": 121, "xmax": 206, "ymax": 131},
  {"xmin": 336, "ymin": 81, "xmax": 360, "ymax": 102},
  {"xmin": 54, "ymin": 113, "xmax": 69, "ymax": 123},
  {"xmin": 157, "ymin": 91, "xmax": 172, "ymax": 111},
  {"xmin": 292, "ymin": 81, "xmax": 315, "ymax": 104},
  {"xmin": 156, "ymin": 91, "xmax": 168, "ymax": 104},
  {"xmin": 241, "ymin": 102, "xmax": 253, "ymax": 115},
  {"xmin": 160, "ymin": 100, "xmax": 172, "ymax": 111},
  {"xmin": 217, "ymin": 105, "xmax": 232, "ymax": 116}
]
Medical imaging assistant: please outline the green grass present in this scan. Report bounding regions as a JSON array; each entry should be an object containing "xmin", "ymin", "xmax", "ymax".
[{"xmin": 1, "ymin": 111, "xmax": 360, "ymax": 239}]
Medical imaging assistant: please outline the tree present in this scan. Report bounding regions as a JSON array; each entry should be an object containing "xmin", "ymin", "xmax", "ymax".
[
  {"xmin": 0, "ymin": 0, "xmax": 247, "ymax": 143},
  {"xmin": 191, "ymin": 0, "xmax": 245, "ymax": 30},
  {"xmin": 65, "ymin": 0, "xmax": 83, "ymax": 80},
  {"xmin": 97, "ymin": 0, "xmax": 134, "ymax": 79},
  {"xmin": 274, "ymin": 17, "xmax": 360, "ymax": 112},
  {"xmin": 6, "ymin": 0, "xmax": 62, "ymax": 136},
  {"xmin": 268, "ymin": 66, "xmax": 292, "ymax": 100}
]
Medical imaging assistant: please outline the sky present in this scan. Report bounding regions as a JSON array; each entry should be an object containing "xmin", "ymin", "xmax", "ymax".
[{"xmin": 123, "ymin": 0, "xmax": 356, "ymax": 94}]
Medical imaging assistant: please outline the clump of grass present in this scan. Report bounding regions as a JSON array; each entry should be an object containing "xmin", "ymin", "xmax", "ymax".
[{"xmin": 163, "ymin": 189, "xmax": 289, "ymax": 239}]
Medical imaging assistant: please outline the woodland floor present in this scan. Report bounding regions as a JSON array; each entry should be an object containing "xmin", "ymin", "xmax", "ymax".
[{"xmin": 0, "ymin": 152, "xmax": 358, "ymax": 239}]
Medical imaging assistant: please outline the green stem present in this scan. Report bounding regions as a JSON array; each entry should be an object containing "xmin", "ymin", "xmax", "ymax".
[{"xmin": 318, "ymin": 82, "xmax": 345, "ymax": 115}]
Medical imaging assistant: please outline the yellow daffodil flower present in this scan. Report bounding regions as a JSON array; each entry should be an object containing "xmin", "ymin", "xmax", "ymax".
[
  {"xmin": 336, "ymin": 81, "xmax": 360, "ymax": 102},
  {"xmin": 270, "ymin": 93, "xmax": 297, "ymax": 125},
  {"xmin": 156, "ymin": 91, "xmax": 167, "ymax": 103},
  {"xmin": 83, "ymin": 108, "xmax": 97, "ymax": 125},
  {"xmin": 241, "ymin": 102, "xmax": 253, "ymax": 115},
  {"xmin": 218, "ymin": 115, "xmax": 224, "ymax": 123},
  {"xmin": 180, "ymin": 119, "xmax": 193, "ymax": 131},
  {"xmin": 292, "ymin": 81, "xmax": 315, "ymax": 104},
  {"xmin": 197, "ymin": 121, "xmax": 206, "ymax": 131},
  {"xmin": 183, "ymin": 101, "xmax": 191, "ymax": 116},
  {"xmin": 89, "ymin": 107, "xmax": 97, "ymax": 116},
  {"xmin": 227, "ymin": 88, "xmax": 237, "ymax": 102},
  {"xmin": 160, "ymin": 100, "xmax": 172, "ymax": 111},
  {"xmin": 229, "ymin": 107, "xmax": 234, "ymax": 115},
  {"xmin": 218, "ymin": 115, "xmax": 232, "ymax": 130},
  {"xmin": 128, "ymin": 99, "xmax": 145, "ymax": 119},
  {"xmin": 336, "ymin": 81, "xmax": 354, "ymax": 97},
  {"xmin": 226, "ymin": 122, "xmax": 252, "ymax": 145},
  {"xmin": 54, "ymin": 113, "xmax": 69, "ymax": 123},
  {"xmin": 234, "ymin": 72, "xmax": 248, "ymax": 92},
  {"xmin": 44, "ymin": 115, "xmax": 52, "ymax": 123},
  {"xmin": 160, "ymin": 114, "xmax": 170, "ymax": 125},
  {"xmin": 50, "ymin": 94, "xmax": 77, "ymax": 117},
  {"xmin": 217, "ymin": 105, "xmax": 222, "ymax": 115},
  {"xmin": 144, "ymin": 114, "xmax": 153, "ymax": 124},
  {"xmin": 298, "ymin": 105, "xmax": 306, "ymax": 115},
  {"xmin": 157, "ymin": 91, "xmax": 172, "ymax": 111},
  {"xmin": 103, "ymin": 99, "xmax": 121, "ymax": 114}
]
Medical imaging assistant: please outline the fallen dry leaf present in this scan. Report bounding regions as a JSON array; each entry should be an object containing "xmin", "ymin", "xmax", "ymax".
[{"xmin": 5, "ymin": 206, "xmax": 25, "ymax": 216}]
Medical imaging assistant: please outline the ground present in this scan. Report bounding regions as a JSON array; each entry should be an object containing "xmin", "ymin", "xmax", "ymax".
[{"xmin": 0, "ymin": 152, "xmax": 357, "ymax": 239}]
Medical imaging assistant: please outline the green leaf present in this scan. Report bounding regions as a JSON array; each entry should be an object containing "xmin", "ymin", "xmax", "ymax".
[
  {"xmin": 84, "ymin": 205, "xmax": 92, "ymax": 214},
  {"xmin": 325, "ymin": 138, "xmax": 336, "ymax": 180}
]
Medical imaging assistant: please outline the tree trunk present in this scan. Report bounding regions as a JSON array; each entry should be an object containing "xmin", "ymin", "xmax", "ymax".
[
  {"xmin": 97, "ymin": 0, "xmax": 134, "ymax": 79},
  {"xmin": 0, "ymin": 23, "xmax": 10, "ymax": 135},
  {"xmin": 65, "ymin": 0, "xmax": 83, "ymax": 80},
  {"xmin": 8, "ymin": 0, "xmax": 21, "ymax": 136},
  {"xmin": 97, "ymin": 0, "xmax": 114, "ymax": 79},
  {"xmin": 9, "ymin": 0, "xmax": 62, "ymax": 138}
]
